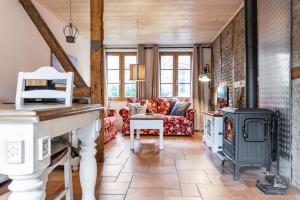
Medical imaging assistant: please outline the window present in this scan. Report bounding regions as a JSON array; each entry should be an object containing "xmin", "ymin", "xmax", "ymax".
[
  {"xmin": 107, "ymin": 53, "xmax": 137, "ymax": 99},
  {"xmin": 160, "ymin": 53, "xmax": 192, "ymax": 97}
]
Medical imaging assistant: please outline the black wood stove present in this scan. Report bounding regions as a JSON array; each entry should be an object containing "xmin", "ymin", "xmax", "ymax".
[
  {"xmin": 220, "ymin": 0, "xmax": 275, "ymax": 180},
  {"xmin": 221, "ymin": 107, "xmax": 274, "ymax": 180}
]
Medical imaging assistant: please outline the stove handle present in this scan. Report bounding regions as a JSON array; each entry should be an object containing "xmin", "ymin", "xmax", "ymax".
[
  {"xmin": 264, "ymin": 122, "xmax": 268, "ymax": 140},
  {"xmin": 242, "ymin": 126, "xmax": 247, "ymax": 139}
]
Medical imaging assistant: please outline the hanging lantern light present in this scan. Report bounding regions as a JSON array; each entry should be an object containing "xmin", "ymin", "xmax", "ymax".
[
  {"xmin": 199, "ymin": 64, "xmax": 211, "ymax": 82},
  {"xmin": 129, "ymin": 16, "xmax": 146, "ymax": 81},
  {"xmin": 63, "ymin": 0, "xmax": 79, "ymax": 43},
  {"xmin": 129, "ymin": 64, "xmax": 145, "ymax": 81}
]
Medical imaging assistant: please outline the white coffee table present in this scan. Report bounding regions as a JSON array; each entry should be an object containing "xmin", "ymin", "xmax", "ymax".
[{"xmin": 130, "ymin": 114, "xmax": 164, "ymax": 150}]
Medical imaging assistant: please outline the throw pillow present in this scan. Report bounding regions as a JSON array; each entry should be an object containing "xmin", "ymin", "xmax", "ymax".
[
  {"xmin": 148, "ymin": 99, "xmax": 158, "ymax": 113},
  {"xmin": 137, "ymin": 104, "xmax": 147, "ymax": 114},
  {"xmin": 170, "ymin": 102, "xmax": 191, "ymax": 116},
  {"xmin": 158, "ymin": 98, "xmax": 173, "ymax": 114},
  {"xmin": 167, "ymin": 100, "xmax": 177, "ymax": 115},
  {"xmin": 128, "ymin": 103, "xmax": 147, "ymax": 116}
]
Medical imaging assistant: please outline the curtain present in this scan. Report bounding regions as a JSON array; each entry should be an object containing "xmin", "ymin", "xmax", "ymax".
[
  {"xmin": 137, "ymin": 44, "xmax": 146, "ymax": 99},
  {"xmin": 192, "ymin": 44, "xmax": 203, "ymax": 131},
  {"xmin": 103, "ymin": 49, "xmax": 108, "ymax": 107},
  {"xmin": 148, "ymin": 44, "xmax": 159, "ymax": 99}
]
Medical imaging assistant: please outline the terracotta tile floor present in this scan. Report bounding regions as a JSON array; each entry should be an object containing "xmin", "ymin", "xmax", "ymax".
[{"xmin": 1, "ymin": 133, "xmax": 300, "ymax": 200}]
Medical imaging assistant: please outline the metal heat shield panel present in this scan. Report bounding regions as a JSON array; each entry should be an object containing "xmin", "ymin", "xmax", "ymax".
[{"xmin": 258, "ymin": 0, "xmax": 292, "ymax": 178}]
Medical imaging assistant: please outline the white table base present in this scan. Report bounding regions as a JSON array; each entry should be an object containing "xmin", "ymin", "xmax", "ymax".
[
  {"xmin": 130, "ymin": 119, "xmax": 164, "ymax": 150},
  {"xmin": 0, "ymin": 112, "xmax": 100, "ymax": 200}
]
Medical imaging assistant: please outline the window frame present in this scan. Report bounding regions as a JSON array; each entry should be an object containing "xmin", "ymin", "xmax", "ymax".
[
  {"xmin": 106, "ymin": 52, "xmax": 137, "ymax": 100},
  {"xmin": 159, "ymin": 52, "xmax": 192, "ymax": 98}
]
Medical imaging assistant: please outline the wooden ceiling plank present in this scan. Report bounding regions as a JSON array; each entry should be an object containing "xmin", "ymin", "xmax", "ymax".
[{"xmin": 36, "ymin": 0, "xmax": 243, "ymax": 45}]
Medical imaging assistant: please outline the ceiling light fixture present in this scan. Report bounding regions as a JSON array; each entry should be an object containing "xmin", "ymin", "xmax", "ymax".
[
  {"xmin": 130, "ymin": 13, "xmax": 145, "ymax": 81},
  {"xmin": 199, "ymin": 64, "xmax": 211, "ymax": 82},
  {"xmin": 63, "ymin": 0, "xmax": 79, "ymax": 43}
]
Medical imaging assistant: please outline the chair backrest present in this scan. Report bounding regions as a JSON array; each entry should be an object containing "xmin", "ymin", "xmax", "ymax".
[{"xmin": 15, "ymin": 66, "xmax": 74, "ymax": 108}]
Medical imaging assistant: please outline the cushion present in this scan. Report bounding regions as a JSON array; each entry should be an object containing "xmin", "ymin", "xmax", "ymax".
[
  {"xmin": 157, "ymin": 98, "xmax": 173, "ymax": 114},
  {"xmin": 148, "ymin": 99, "xmax": 159, "ymax": 113},
  {"xmin": 169, "ymin": 102, "xmax": 191, "ymax": 116},
  {"xmin": 128, "ymin": 103, "xmax": 147, "ymax": 116},
  {"xmin": 167, "ymin": 100, "xmax": 177, "ymax": 115}
]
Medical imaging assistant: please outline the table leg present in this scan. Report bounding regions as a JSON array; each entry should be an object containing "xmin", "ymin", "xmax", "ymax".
[
  {"xmin": 71, "ymin": 130, "xmax": 80, "ymax": 172},
  {"xmin": 136, "ymin": 129, "xmax": 140, "ymax": 140},
  {"xmin": 8, "ymin": 172, "xmax": 44, "ymax": 200},
  {"xmin": 77, "ymin": 122, "xmax": 98, "ymax": 200},
  {"xmin": 130, "ymin": 126, "xmax": 134, "ymax": 150},
  {"xmin": 159, "ymin": 128, "xmax": 164, "ymax": 150}
]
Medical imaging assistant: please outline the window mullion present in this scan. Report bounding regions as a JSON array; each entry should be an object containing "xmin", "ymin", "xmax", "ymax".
[
  {"xmin": 120, "ymin": 54, "xmax": 124, "ymax": 99},
  {"xmin": 174, "ymin": 54, "xmax": 178, "ymax": 97}
]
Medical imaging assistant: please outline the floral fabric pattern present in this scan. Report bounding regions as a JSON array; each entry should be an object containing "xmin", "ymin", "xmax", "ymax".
[
  {"xmin": 126, "ymin": 98, "xmax": 146, "ymax": 107},
  {"xmin": 157, "ymin": 98, "xmax": 173, "ymax": 114},
  {"xmin": 148, "ymin": 99, "xmax": 159, "ymax": 113},
  {"xmin": 104, "ymin": 110, "xmax": 117, "ymax": 143},
  {"xmin": 119, "ymin": 98, "xmax": 196, "ymax": 136},
  {"xmin": 107, "ymin": 109, "xmax": 117, "ymax": 117}
]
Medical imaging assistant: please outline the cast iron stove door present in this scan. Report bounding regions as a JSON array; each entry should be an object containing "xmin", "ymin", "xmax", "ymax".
[{"xmin": 240, "ymin": 117, "xmax": 270, "ymax": 163}]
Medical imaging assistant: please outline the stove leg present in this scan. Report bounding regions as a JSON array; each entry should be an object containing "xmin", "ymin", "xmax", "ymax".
[
  {"xmin": 234, "ymin": 164, "xmax": 240, "ymax": 181},
  {"xmin": 221, "ymin": 160, "xmax": 226, "ymax": 166}
]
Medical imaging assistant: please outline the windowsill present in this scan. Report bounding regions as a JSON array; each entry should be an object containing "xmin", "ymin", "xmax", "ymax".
[{"xmin": 108, "ymin": 97, "xmax": 135, "ymax": 102}]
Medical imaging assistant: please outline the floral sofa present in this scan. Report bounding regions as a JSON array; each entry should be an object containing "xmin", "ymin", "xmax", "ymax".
[
  {"xmin": 104, "ymin": 109, "xmax": 117, "ymax": 143},
  {"xmin": 119, "ymin": 98, "xmax": 196, "ymax": 136}
]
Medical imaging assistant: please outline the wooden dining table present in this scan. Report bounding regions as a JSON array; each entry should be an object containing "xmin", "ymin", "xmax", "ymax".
[{"xmin": 0, "ymin": 103, "xmax": 104, "ymax": 200}]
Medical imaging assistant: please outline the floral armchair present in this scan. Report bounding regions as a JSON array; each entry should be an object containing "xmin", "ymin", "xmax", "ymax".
[
  {"xmin": 119, "ymin": 98, "xmax": 196, "ymax": 136},
  {"xmin": 104, "ymin": 109, "xmax": 117, "ymax": 143}
]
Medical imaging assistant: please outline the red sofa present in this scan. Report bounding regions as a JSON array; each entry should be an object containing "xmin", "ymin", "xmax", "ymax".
[
  {"xmin": 104, "ymin": 109, "xmax": 117, "ymax": 143},
  {"xmin": 119, "ymin": 98, "xmax": 196, "ymax": 136}
]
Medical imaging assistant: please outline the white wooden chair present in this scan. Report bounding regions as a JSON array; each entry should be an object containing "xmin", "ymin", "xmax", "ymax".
[
  {"xmin": 15, "ymin": 66, "xmax": 73, "ymax": 109},
  {"xmin": 15, "ymin": 66, "xmax": 74, "ymax": 200}
]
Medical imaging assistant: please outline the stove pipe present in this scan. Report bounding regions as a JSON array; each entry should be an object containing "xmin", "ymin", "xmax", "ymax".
[{"xmin": 245, "ymin": 0, "xmax": 258, "ymax": 108}]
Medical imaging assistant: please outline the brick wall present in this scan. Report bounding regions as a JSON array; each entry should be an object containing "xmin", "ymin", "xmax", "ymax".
[{"xmin": 211, "ymin": 9, "xmax": 245, "ymax": 110}]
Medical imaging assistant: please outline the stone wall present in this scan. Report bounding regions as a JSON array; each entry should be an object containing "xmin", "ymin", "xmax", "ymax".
[{"xmin": 211, "ymin": 9, "xmax": 245, "ymax": 109}]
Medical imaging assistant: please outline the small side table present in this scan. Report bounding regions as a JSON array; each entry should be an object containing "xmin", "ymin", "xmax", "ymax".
[
  {"xmin": 203, "ymin": 111, "xmax": 223, "ymax": 153},
  {"xmin": 130, "ymin": 114, "xmax": 164, "ymax": 150}
]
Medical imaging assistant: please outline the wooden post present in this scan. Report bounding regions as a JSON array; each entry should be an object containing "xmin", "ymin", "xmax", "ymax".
[
  {"xmin": 90, "ymin": 0, "xmax": 105, "ymax": 162},
  {"xmin": 292, "ymin": 67, "xmax": 300, "ymax": 79},
  {"xmin": 19, "ymin": 0, "xmax": 87, "ymax": 87}
]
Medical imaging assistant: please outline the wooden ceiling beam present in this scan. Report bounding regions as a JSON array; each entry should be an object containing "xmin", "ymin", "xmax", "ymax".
[
  {"xmin": 90, "ymin": 0, "xmax": 105, "ymax": 162},
  {"xmin": 19, "ymin": 0, "xmax": 88, "ymax": 88},
  {"xmin": 56, "ymin": 87, "xmax": 91, "ymax": 97}
]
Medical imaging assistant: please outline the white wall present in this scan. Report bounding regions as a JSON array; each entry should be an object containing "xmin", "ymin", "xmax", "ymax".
[
  {"xmin": 34, "ymin": 1, "xmax": 90, "ymax": 86},
  {"xmin": 0, "ymin": 0, "xmax": 50, "ymax": 103},
  {"xmin": 0, "ymin": 0, "xmax": 90, "ymax": 103}
]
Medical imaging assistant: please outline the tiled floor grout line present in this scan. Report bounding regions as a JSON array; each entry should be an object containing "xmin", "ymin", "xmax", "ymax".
[
  {"xmin": 196, "ymin": 184, "xmax": 205, "ymax": 200},
  {"xmin": 123, "ymin": 157, "xmax": 134, "ymax": 200},
  {"xmin": 174, "ymin": 154, "xmax": 184, "ymax": 199}
]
